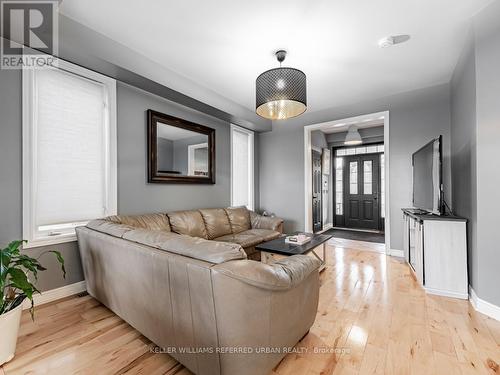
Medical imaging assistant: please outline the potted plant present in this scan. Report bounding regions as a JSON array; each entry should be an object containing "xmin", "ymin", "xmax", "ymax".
[{"xmin": 0, "ymin": 240, "xmax": 65, "ymax": 365}]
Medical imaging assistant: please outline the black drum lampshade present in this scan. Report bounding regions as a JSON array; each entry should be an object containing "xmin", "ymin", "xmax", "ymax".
[{"xmin": 256, "ymin": 50, "xmax": 307, "ymax": 120}]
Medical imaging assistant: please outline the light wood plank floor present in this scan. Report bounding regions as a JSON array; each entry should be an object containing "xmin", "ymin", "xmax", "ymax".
[{"xmin": 2, "ymin": 240, "xmax": 499, "ymax": 375}]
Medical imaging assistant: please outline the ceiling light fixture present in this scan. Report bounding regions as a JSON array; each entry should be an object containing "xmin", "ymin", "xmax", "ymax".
[
  {"xmin": 256, "ymin": 50, "xmax": 307, "ymax": 120},
  {"xmin": 344, "ymin": 125, "xmax": 363, "ymax": 145},
  {"xmin": 378, "ymin": 34, "xmax": 411, "ymax": 48},
  {"xmin": 378, "ymin": 36, "xmax": 395, "ymax": 48}
]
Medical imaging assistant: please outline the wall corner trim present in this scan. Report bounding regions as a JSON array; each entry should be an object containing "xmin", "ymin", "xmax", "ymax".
[
  {"xmin": 469, "ymin": 286, "xmax": 500, "ymax": 321},
  {"xmin": 388, "ymin": 249, "xmax": 404, "ymax": 258},
  {"xmin": 22, "ymin": 281, "xmax": 87, "ymax": 310}
]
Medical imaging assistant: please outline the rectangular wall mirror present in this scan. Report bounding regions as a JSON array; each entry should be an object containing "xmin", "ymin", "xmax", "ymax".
[{"xmin": 147, "ymin": 110, "xmax": 215, "ymax": 183}]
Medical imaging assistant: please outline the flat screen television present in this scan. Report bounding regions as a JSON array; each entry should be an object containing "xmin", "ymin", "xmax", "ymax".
[{"xmin": 412, "ymin": 135, "xmax": 444, "ymax": 215}]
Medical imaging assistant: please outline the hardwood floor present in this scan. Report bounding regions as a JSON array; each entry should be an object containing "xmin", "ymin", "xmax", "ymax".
[{"xmin": 2, "ymin": 240, "xmax": 499, "ymax": 375}]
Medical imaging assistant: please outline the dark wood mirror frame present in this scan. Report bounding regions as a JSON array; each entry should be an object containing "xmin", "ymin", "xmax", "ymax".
[{"xmin": 147, "ymin": 109, "xmax": 216, "ymax": 184}]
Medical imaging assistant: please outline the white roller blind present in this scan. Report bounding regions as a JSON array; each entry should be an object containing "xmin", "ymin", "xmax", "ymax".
[
  {"xmin": 34, "ymin": 68, "xmax": 106, "ymax": 226},
  {"xmin": 231, "ymin": 126, "xmax": 254, "ymax": 210}
]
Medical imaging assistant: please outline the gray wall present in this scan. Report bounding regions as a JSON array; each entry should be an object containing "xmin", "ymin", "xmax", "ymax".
[
  {"xmin": 157, "ymin": 138, "xmax": 174, "ymax": 171},
  {"xmin": 259, "ymin": 84, "xmax": 451, "ymax": 250},
  {"xmin": 0, "ymin": 68, "xmax": 84, "ymax": 291},
  {"xmin": 475, "ymin": 3, "xmax": 500, "ymax": 307},
  {"xmin": 1, "ymin": 12, "xmax": 259, "ymax": 293},
  {"xmin": 450, "ymin": 33, "xmax": 478, "ymax": 295},
  {"xmin": 116, "ymin": 83, "xmax": 231, "ymax": 215},
  {"xmin": 0, "ymin": 70, "xmax": 233, "ymax": 292},
  {"xmin": 464, "ymin": 1, "xmax": 500, "ymax": 306}
]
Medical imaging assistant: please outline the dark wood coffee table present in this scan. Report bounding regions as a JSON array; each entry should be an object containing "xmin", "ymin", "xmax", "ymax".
[{"xmin": 256, "ymin": 232, "xmax": 332, "ymax": 272}]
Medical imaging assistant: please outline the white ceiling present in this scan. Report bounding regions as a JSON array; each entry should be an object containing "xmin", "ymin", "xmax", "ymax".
[
  {"xmin": 60, "ymin": 0, "xmax": 493, "ymax": 116},
  {"xmin": 321, "ymin": 118, "xmax": 384, "ymax": 134}
]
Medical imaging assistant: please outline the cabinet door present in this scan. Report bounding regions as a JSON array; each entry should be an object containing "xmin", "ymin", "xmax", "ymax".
[
  {"xmin": 423, "ymin": 220, "xmax": 468, "ymax": 298},
  {"xmin": 403, "ymin": 214, "xmax": 410, "ymax": 262},
  {"xmin": 414, "ymin": 222, "xmax": 424, "ymax": 284}
]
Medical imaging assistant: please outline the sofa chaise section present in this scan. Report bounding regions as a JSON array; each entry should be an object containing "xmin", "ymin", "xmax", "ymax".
[{"xmin": 76, "ymin": 209, "xmax": 320, "ymax": 375}]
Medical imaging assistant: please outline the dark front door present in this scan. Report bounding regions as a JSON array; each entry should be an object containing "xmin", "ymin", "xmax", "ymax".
[
  {"xmin": 343, "ymin": 154, "xmax": 380, "ymax": 230},
  {"xmin": 312, "ymin": 150, "xmax": 322, "ymax": 233}
]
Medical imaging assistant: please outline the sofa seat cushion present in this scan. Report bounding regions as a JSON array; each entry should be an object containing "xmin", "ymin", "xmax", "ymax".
[
  {"xmin": 106, "ymin": 213, "xmax": 171, "ymax": 232},
  {"xmin": 199, "ymin": 208, "xmax": 232, "ymax": 239},
  {"xmin": 224, "ymin": 207, "xmax": 251, "ymax": 234},
  {"xmin": 215, "ymin": 233, "xmax": 261, "ymax": 248},
  {"xmin": 242, "ymin": 229, "xmax": 281, "ymax": 242},
  {"xmin": 123, "ymin": 229, "xmax": 246, "ymax": 264},
  {"xmin": 167, "ymin": 210, "xmax": 208, "ymax": 239},
  {"xmin": 215, "ymin": 229, "xmax": 280, "ymax": 249}
]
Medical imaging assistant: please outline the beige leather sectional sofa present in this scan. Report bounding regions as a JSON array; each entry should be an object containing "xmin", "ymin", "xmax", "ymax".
[{"xmin": 76, "ymin": 207, "xmax": 321, "ymax": 375}]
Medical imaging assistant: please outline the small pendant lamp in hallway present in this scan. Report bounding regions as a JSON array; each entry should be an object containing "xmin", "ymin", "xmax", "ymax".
[
  {"xmin": 256, "ymin": 50, "xmax": 307, "ymax": 120},
  {"xmin": 344, "ymin": 125, "xmax": 363, "ymax": 145}
]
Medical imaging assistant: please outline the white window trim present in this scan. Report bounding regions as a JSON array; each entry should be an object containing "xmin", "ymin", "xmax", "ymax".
[
  {"xmin": 187, "ymin": 142, "xmax": 208, "ymax": 176},
  {"xmin": 230, "ymin": 124, "xmax": 254, "ymax": 211},
  {"xmin": 22, "ymin": 56, "xmax": 117, "ymax": 249}
]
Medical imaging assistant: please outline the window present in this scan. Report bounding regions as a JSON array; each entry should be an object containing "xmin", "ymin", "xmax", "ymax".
[
  {"xmin": 363, "ymin": 160, "xmax": 372, "ymax": 195},
  {"xmin": 346, "ymin": 148, "xmax": 356, "ymax": 155},
  {"xmin": 335, "ymin": 157, "xmax": 343, "ymax": 215},
  {"xmin": 23, "ymin": 59, "xmax": 117, "ymax": 248},
  {"xmin": 335, "ymin": 144, "xmax": 385, "ymax": 156},
  {"xmin": 230, "ymin": 125, "xmax": 254, "ymax": 210},
  {"xmin": 349, "ymin": 162, "xmax": 358, "ymax": 194},
  {"xmin": 188, "ymin": 143, "xmax": 209, "ymax": 176}
]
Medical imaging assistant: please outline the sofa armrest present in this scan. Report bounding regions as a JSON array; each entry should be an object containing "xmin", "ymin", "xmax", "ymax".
[
  {"xmin": 211, "ymin": 255, "xmax": 320, "ymax": 291},
  {"xmin": 249, "ymin": 211, "xmax": 284, "ymax": 233}
]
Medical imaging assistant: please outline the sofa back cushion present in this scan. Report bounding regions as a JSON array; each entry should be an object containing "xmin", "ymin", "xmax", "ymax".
[
  {"xmin": 106, "ymin": 213, "xmax": 171, "ymax": 232},
  {"xmin": 168, "ymin": 210, "xmax": 208, "ymax": 239},
  {"xmin": 199, "ymin": 208, "xmax": 232, "ymax": 239},
  {"xmin": 86, "ymin": 219, "xmax": 136, "ymax": 238},
  {"xmin": 225, "ymin": 207, "xmax": 251, "ymax": 234},
  {"xmin": 122, "ymin": 229, "xmax": 246, "ymax": 264}
]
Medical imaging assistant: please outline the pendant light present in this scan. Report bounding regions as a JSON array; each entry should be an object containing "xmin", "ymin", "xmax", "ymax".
[
  {"xmin": 256, "ymin": 50, "xmax": 307, "ymax": 120},
  {"xmin": 344, "ymin": 125, "xmax": 363, "ymax": 145}
]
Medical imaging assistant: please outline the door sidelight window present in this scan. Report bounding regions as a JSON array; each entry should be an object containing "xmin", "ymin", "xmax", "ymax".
[
  {"xmin": 363, "ymin": 160, "xmax": 373, "ymax": 195},
  {"xmin": 349, "ymin": 161, "xmax": 358, "ymax": 194}
]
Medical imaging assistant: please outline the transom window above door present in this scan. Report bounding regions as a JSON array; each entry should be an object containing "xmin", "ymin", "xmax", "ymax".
[{"xmin": 336, "ymin": 144, "xmax": 384, "ymax": 156}]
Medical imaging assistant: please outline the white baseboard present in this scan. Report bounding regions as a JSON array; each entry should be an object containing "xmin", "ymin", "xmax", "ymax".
[
  {"xmin": 387, "ymin": 248, "xmax": 404, "ymax": 258},
  {"xmin": 332, "ymin": 226, "xmax": 383, "ymax": 234},
  {"xmin": 317, "ymin": 223, "xmax": 333, "ymax": 234},
  {"xmin": 469, "ymin": 286, "xmax": 500, "ymax": 321},
  {"xmin": 425, "ymin": 287, "xmax": 468, "ymax": 300},
  {"xmin": 22, "ymin": 281, "xmax": 87, "ymax": 310}
]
